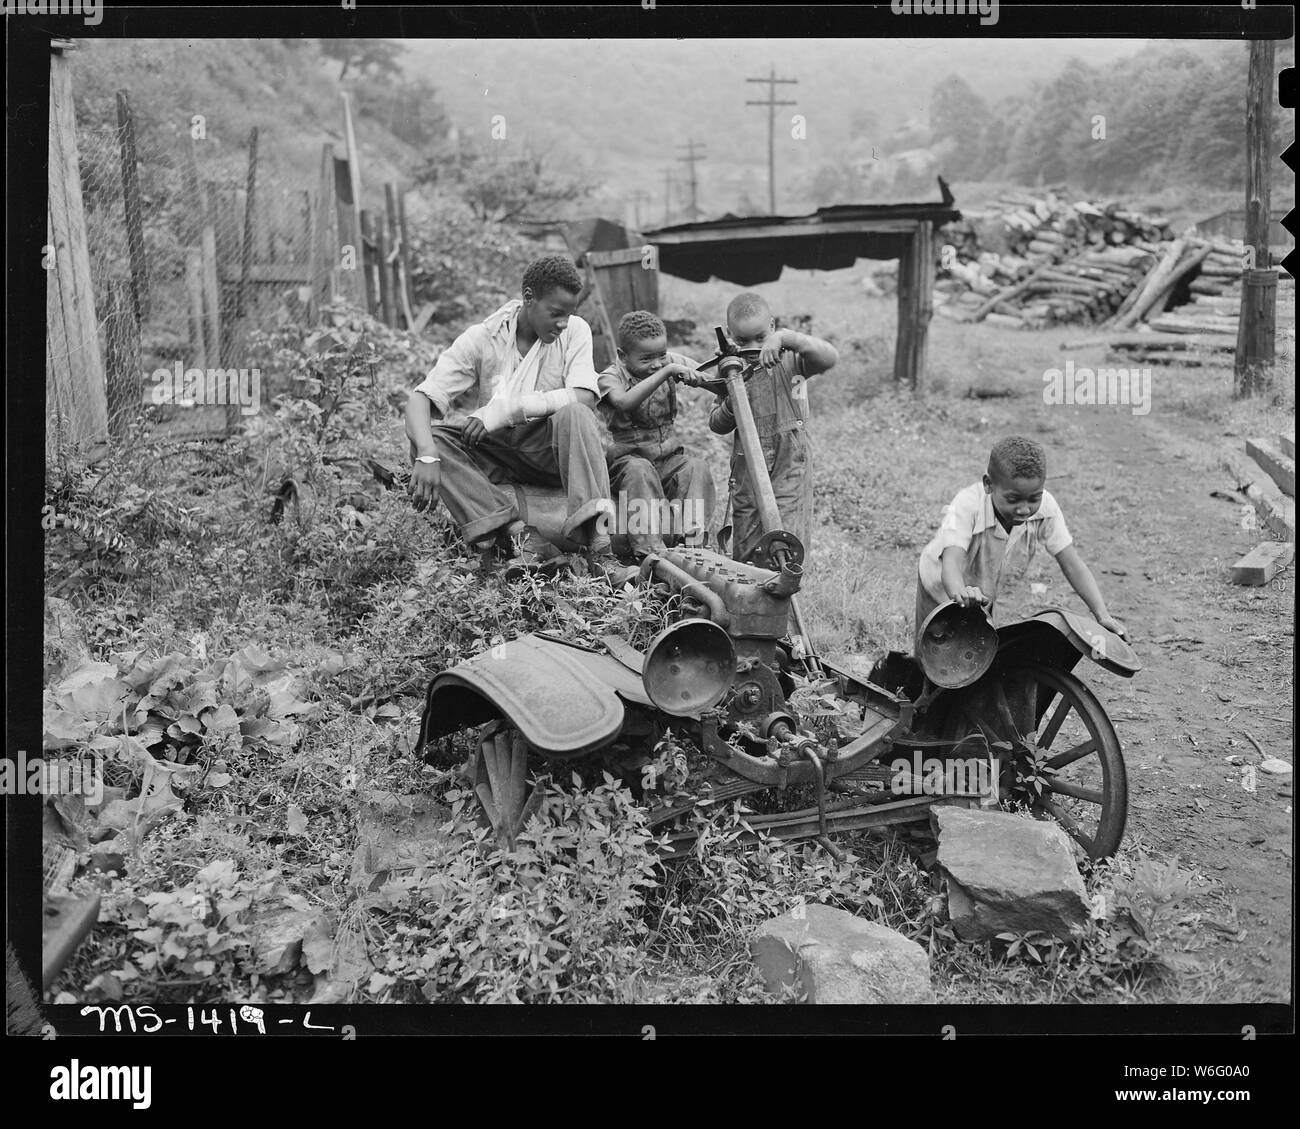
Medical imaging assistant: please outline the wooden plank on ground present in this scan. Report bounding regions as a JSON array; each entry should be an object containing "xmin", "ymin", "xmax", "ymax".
[
  {"xmin": 42, "ymin": 893, "xmax": 100, "ymax": 990},
  {"xmin": 1230, "ymin": 540, "xmax": 1294, "ymax": 585},
  {"xmin": 1246, "ymin": 437, "xmax": 1296, "ymax": 497},
  {"xmin": 1242, "ymin": 480, "xmax": 1297, "ymax": 541},
  {"xmin": 1279, "ymin": 434, "xmax": 1296, "ymax": 460}
]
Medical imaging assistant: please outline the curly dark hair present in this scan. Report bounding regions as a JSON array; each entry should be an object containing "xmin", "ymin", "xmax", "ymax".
[
  {"xmin": 616, "ymin": 310, "xmax": 666, "ymax": 351},
  {"xmin": 988, "ymin": 436, "xmax": 1047, "ymax": 482},
  {"xmin": 521, "ymin": 255, "xmax": 583, "ymax": 301}
]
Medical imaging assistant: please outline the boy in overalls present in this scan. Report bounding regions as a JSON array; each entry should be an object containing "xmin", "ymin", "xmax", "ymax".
[
  {"xmin": 597, "ymin": 310, "xmax": 714, "ymax": 555},
  {"xmin": 708, "ymin": 293, "xmax": 838, "ymax": 563}
]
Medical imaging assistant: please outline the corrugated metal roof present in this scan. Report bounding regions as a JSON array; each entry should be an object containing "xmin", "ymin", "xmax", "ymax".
[{"xmin": 641, "ymin": 193, "xmax": 961, "ymax": 285}]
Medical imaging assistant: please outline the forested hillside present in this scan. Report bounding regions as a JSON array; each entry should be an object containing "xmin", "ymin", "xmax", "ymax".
[{"xmin": 71, "ymin": 35, "xmax": 1293, "ymax": 229}]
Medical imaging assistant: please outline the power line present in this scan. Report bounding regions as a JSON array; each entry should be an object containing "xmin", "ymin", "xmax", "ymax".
[
  {"xmin": 677, "ymin": 139, "xmax": 706, "ymax": 221},
  {"xmin": 745, "ymin": 64, "xmax": 798, "ymax": 216},
  {"xmin": 628, "ymin": 189, "xmax": 650, "ymax": 230}
]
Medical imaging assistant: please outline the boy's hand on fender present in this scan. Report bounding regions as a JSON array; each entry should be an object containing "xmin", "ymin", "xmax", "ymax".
[
  {"xmin": 1098, "ymin": 614, "xmax": 1128, "ymax": 641},
  {"xmin": 953, "ymin": 586, "xmax": 989, "ymax": 609}
]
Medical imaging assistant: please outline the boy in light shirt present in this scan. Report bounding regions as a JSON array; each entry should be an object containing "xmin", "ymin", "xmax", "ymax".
[{"xmin": 916, "ymin": 435, "xmax": 1127, "ymax": 647}]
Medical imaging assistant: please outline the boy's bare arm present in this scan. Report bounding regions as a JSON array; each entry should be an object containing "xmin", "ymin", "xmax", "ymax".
[
  {"xmin": 603, "ymin": 365, "xmax": 685, "ymax": 415},
  {"xmin": 762, "ymin": 329, "xmax": 839, "ymax": 377},
  {"xmin": 1055, "ymin": 544, "xmax": 1128, "ymax": 638},
  {"xmin": 405, "ymin": 390, "xmax": 440, "ymax": 457},
  {"xmin": 939, "ymin": 545, "xmax": 988, "ymax": 608}
]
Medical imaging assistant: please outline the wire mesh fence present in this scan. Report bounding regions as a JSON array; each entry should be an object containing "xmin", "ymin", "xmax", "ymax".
[{"xmin": 47, "ymin": 76, "xmax": 384, "ymax": 474}]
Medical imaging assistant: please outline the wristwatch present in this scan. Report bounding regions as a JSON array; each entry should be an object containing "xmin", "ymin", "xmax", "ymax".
[{"xmin": 415, "ymin": 455, "xmax": 440, "ymax": 464}]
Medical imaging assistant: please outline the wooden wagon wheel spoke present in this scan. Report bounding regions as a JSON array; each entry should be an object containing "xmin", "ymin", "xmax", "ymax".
[
  {"xmin": 1043, "ymin": 777, "xmax": 1104, "ymax": 805},
  {"xmin": 1046, "ymin": 737, "xmax": 1098, "ymax": 772},
  {"xmin": 1037, "ymin": 692, "xmax": 1071, "ymax": 750},
  {"xmin": 943, "ymin": 664, "xmax": 1128, "ymax": 859},
  {"xmin": 992, "ymin": 679, "xmax": 1019, "ymax": 739},
  {"xmin": 1039, "ymin": 796, "xmax": 1096, "ymax": 855}
]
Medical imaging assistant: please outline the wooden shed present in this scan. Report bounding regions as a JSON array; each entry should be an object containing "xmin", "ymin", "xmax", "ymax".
[
  {"xmin": 642, "ymin": 188, "xmax": 961, "ymax": 390},
  {"xmin": 560, "ymin": 218, "xmax": 658, "ymax": 370}
]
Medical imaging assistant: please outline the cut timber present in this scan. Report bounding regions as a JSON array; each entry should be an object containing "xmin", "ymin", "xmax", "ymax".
[
  {"xmin": 1246, "ymin": 438, "xmax": 1296, "ymax": 497},
  {"xmin": 1243, "ymin": 481, "xmax": 1296, "ymax": 541},
  {"xmin": 1280, "ymin": 434, "xmax": 1296, "ymax": 460},
  {"xmin": 1061, "ymin": 331, "xmax": 1238, "ymax": 351},
  {"xmin": 43, "ymin": 893, "xmax": 101, "ymax": 990},
  {"xmin": 983, "ymin": 312, "xmax": 1025, "ymax": 330},
  {"xmin": 1107, "ymin": 349, "xmax": 1207, "ymax": 367},
  {"xmin": 1230, "ymin": 540, "xmax": 1294, "ymax": 585},
  {"xmin": 1110, "ymin": 238, "xmax": 1185, "ymax": 330}
]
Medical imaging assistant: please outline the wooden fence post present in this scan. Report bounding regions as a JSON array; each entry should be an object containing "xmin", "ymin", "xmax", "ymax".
[
  {"xmin": 228, "ymin": 126, "xmax": 259, "ymax": 432},
  {"xmin": 375, "ymin": 211, "xmax": 394, "ymax": 327},
  {"xmin": 893, "ymin": 223, "xmax": 917, "ymax": 386},
  {"xmin": 912, "ymin": 220, "xmax": 934, "ymax": 394},
  {"xmin": 1235, "ymin": 38, "xmax": 1277, "ymax": 396},
  {"xmin": 105, "ymin": 280, "xmax": 142, "ymax": 440},
  {"xmin": 313, "ymin": 143, "xmax": 338, "ymax": 315},
  {"xmin": 184, "ymin": 246, "xmax": 207, "ymax": 368},
  {"xmin": 116, "ymin": 90, "xmax": 150, "ymax": 323},
  {"xmin": 384, "ymin": 182, "xmax": 412, "ymax": 327},
  {"xmin": 396, "ymin": 186, "xmax": 416, "ymax": 320},
  {"xmin": 48, "ymin": 43, "xmax": 109, "ymax": 460}
]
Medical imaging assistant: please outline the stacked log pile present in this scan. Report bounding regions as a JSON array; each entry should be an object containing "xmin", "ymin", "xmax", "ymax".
[
  {"xmin": 936, "ymin": 192, "xmax": 1173, "ymax": 328},
  {"xmin": 1102, "ymin": 241, "xmax": 1296, "ymax": 366}
]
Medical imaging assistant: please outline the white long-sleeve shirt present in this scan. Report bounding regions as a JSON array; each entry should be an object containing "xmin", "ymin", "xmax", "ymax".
[{"xmin": 412, "ymin": 299, "xmax": 601, "ymax": 423}]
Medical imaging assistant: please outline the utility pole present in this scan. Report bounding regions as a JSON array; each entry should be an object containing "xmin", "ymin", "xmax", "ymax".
[
  {"xmin": 677, "ymin": 139, "xmax": 706, "ymax": 221},
  {"xmin": 746, "ymin": 64, "xmax": 798, "ymax": 216},
  {"xmin": 662, "ymin": 166, "xmax": 676, "ymax": 226},
  {"xmin": 628, "ymin": 189, "xmax": 649, "ymax": 230},
  {"xmin": 1235, "ymin": 38, "xmax": 1277, "ymax": 397}
]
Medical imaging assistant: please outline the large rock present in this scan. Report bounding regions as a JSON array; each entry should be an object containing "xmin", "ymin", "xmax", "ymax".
[
  {"xmin": 248, "ymin": 906, "xmax": 321, "ymax": 976},
  {"xmin": 751, "ymin": 903, "xmax": 935, "ymax": 1004},
  {"xmin": 932, "ymin": 807, "xmax": 1089, "ymax": 941}
]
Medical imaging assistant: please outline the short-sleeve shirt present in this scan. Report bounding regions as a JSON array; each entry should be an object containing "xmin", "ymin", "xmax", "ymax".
[
  {"xmin": 411, "ymin": 299, "xmax": 600, "ymax": 423},
  {"xmin": 597, "ymin": 351, "xmax": 698, "ymax": 437},
  {"xmin": 916, "ymin": 482, "xmax": 1073, "ymax": 621}
]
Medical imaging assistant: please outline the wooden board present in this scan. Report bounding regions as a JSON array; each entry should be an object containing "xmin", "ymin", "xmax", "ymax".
[
  {"xmin": 1230, "ymin": 540, "xmax": 1294, "ymax": 585},
  {"xmin": 1280, "ymin": 434, "xmax": 1296, "ymax": 460},
  {"xmin": 1247, "ymin": 437, "xmax": 1296, "ymax": 497},
  {"xmin": 42, "ymin": 893, "xmax": 100, "ymax": 990},
  {"xmin": 1243, "ymin": 480, "xmax": 1297, "ymax": 541}
]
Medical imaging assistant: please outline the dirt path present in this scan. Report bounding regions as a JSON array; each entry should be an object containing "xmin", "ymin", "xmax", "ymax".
[
  {"xmin": 927, "ymin": 325, "xmax": 1294, "ymax": 1001},
  {"xmin": 669, "ymin": 278, "xmax": 1292, "ymax": 1001}
]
